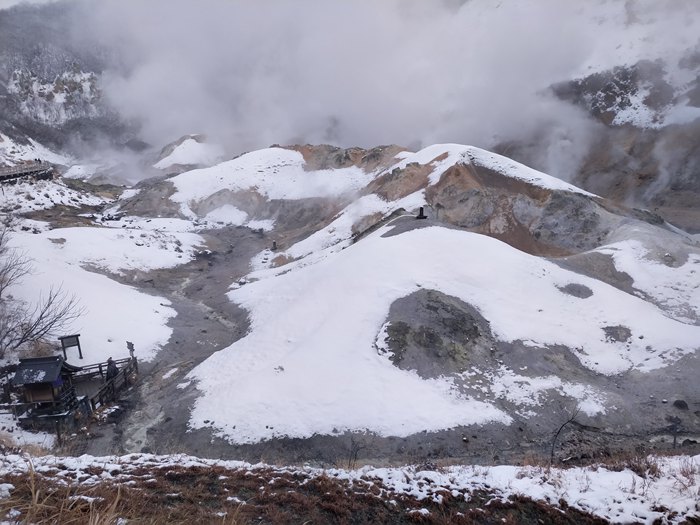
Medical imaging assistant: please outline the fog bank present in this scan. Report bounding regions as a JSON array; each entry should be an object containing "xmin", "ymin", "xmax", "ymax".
[{"xmin": 71, "ymin": 0, "xmax": 699, "ymax": 179}]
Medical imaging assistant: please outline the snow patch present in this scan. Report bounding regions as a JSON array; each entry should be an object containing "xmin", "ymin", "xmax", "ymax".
[
  {"xmin": 63, "ymin": 164, "xmax": 100, "ymax": 180},
  {"xmin": 203, "ymin": 205, "xmax": 248, "ymax": 226},
  {"xmin": 154, "ymin": 138, "xmax": 224, "ymax": 170},
  {"xmin": 486, "ymin": 366, "xmax": 607, "ymax": 416}
]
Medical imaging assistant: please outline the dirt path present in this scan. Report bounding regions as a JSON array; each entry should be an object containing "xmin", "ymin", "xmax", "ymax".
[{"xmin": 81, "ymin": 225, "xmax": 267, "ymax": 456}]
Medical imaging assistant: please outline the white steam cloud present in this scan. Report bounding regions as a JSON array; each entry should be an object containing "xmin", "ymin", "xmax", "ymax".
[{"xmin": 73, "ymin": 0, "xmax": 700, "ymax": 179}]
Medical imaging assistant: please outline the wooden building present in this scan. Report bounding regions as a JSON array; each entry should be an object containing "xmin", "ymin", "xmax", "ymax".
[{"xmin": 11, "ymin": 356, "xmax": 82, "ymax": 416}]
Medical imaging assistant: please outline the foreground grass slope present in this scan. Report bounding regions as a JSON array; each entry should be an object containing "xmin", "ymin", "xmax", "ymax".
[{"xmin": 0, "ymin": 451, "xmax": 698, "ymax": 524}]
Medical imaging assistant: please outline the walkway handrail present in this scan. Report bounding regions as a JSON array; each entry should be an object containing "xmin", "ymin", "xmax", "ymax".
[
  {"xmin": 0, "ymin": 162, "xmax": 54, "ymax": 181},
  {"xmin": 88, "ymin": 358, "xmax": 138, "ymax": 411}
]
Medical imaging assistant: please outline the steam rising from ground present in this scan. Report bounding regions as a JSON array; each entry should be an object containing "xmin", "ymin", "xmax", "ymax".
[{"xmin": 72, "ymin": 0, "xmax": 699, "ymax": 179}]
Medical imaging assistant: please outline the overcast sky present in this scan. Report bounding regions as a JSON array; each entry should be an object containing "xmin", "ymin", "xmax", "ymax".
[{"xmin": 60, "ymin": 0, "xmax": 700, "ymax": 178}]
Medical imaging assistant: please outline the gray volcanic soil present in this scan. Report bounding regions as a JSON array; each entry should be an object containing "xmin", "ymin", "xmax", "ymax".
[{"xmin": 80, "ymin": 224, "xmax": 264, "ymax": 456}]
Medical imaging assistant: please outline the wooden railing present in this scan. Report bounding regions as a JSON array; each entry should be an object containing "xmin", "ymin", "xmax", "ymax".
[
  {"xmin": 0, "ymin": 162, "xmax": 54, "ymax": 183},
  {"xmin": 72, "ymin": 357, "xmax": 136, "ymax": 383},
  {"xmin": 88, "ymin": 357, "xmax": 138, "ymax": 411}
]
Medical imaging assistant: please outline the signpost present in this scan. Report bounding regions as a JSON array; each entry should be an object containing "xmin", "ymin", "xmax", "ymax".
[{"xmin": 58, "ymin": 334, "xmax": 83, "ymax": 360}]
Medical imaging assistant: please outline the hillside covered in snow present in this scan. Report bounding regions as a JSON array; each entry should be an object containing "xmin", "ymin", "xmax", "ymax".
[
  {"xmin": 0, "ymin": 139, "xmax": 696, "ymax": 467},
  {"xmin": 1, "ymin": 1, "xmax": 699, "ymax": 523}
]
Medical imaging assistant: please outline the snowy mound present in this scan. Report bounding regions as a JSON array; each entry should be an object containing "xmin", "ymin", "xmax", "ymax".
[
  {"xmin": 187, "ymin": 225, "xmax": 699, "ymax": 444},
  {"xmin": 170, "ymin": 147, "xmax": 373, "ymax": 205},
  {"xmin": 164, "ymin": 147, "xmax": 377, "ymax": 229},
  {"xmin": 154, "ymin": 136, "xmax": 224, "ymax": 170}
]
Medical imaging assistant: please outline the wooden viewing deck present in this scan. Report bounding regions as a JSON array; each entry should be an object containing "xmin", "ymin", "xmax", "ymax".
[
  {"xmin": 0, "ymin": 357, "xmax": 138, "ymax": 428},
  {"xmin": 74, "ymin": 357, "xmax": 138, "ymax": 411},
  {"xmin": 0, "ymin": 162, "xmax": 54, "ymax": 183}
]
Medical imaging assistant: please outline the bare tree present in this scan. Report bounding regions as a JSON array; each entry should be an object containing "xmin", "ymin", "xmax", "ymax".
[
  {"xmin": 0, "ymin": 227, "xmax": 83, "ymax": 359},
  {"xmin": 0, "ymin": 227, "xmax": 31, "ymax": 299}
]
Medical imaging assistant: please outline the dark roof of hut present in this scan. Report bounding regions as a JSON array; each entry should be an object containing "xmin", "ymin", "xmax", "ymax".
[{"xmin": 12, "ymin": 356, "xmax": 82, "ymax": 386}]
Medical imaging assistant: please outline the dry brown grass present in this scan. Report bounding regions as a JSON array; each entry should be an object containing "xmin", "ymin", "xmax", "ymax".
[
  {"xmin": 2, "ymin": 445, "xmax": 696, "ymax": 524},
  {"xmin": 0, "ymin": 459, "xmax": 620, "ymax": 525},
  {"xmin": 0, "ymin": 432, "xmax": 51, "ymax": 457}
]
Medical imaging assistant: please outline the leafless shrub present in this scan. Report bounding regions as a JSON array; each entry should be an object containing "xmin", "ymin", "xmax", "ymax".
[
  {"xmin": 0, "ymin": 228, "xmax": 30, "ymax": 300},
  {"xmin": 550, "ymin": 405, "xmax": 580, "ymax": 468},
  {"xmin": 0, "ymin": 227, "xmax": 83, "ymax": 359},
  {"xmin": 671, "ymin": 457, "xmax": 697, "ymax": 495},
  {"xmin": 607, "ymin": 454, "xmax": 661, "ymax": 479}
]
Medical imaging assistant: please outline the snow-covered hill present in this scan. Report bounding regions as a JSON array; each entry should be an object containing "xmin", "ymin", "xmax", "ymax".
[
  {"xmin": 0, "ymin": 4, "xmax": 698, "ymax": 522},
  {"xmin": 188, "ymin": 224, "xmax": 698, "ymax": 444},
  {"xmin": 154, "ymin": 134, "xmax": 224, "ymax": 172},
  {"xmin": 2, "ymin": 141, "xmax": 696, "ymax": 467}
]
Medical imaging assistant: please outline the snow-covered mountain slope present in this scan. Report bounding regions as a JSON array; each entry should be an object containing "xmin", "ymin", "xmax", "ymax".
[
  {"xmin": 98, "ymin": 143, "xmax": 700, "ymax": 452},
  {"xmin": 187, "ymin": 224, "xmax": 699, "ymax": 444},
  {"xmin": 6, "ymin": 69, "xmax": 102, "ymax": 127},
  {"xmin": 539, "ymin": 46, "xmax": 700, "ymax": 233},
  {"xmin": 0, "ymin": 4, "xmax": 136, "ymax": 154},
  {"xmin": 556, "ymin": 49, "xmax": 700, "ymax": 130},
  {"xmin": 1, "ymin": 142, "xmax": 697, "ymax": 465},
  {"xmin": 0, "ymin": 133, "xmax": 70, "ymax": 167}
]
